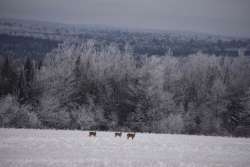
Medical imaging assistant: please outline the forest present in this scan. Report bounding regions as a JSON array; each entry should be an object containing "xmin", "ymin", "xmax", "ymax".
[{"xmin": 0, "ymin": 40, "xmax": 250, "ymax": 137}]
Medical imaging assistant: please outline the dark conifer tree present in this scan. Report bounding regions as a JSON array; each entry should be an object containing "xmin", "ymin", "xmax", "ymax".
[{"xmin": 0, "ymin": 56, "xmax": 17, "ymax": 96}]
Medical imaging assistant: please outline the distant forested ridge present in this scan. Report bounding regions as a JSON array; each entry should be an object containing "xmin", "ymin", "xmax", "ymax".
[
  {"xmin": 0, "ymin": 41, "xmax": 250, "ymax": 137},
  {"xmin": 0, "ymin": 34, "xmax": 60, "ymax": 59},
  {"xmin": 1, "ymin": 18, "xmax": 250, "ymax": 59}
]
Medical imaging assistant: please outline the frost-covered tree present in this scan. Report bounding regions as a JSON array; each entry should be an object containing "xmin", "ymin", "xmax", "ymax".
[
  {"xmin": 0, "ymin": 95, "xmax": 19, "ymax": 127},
  {"xmin": 1, "ymin": 40, "xmax": 250, "ymax": 136}
]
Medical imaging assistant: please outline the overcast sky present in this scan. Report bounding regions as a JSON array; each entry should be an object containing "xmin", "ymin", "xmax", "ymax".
[{"xmin": 1, "ymin": 0, "xmax": 250, "ymax": 37}]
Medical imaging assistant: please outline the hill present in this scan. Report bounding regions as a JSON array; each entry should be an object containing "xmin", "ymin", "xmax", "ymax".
[{"xmin": 1, "ymin": 18, "xmax": 250, "ymax": 58}]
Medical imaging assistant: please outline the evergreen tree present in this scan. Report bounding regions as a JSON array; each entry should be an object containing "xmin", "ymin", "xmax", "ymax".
[
  {"xmin": 17, "ymin": 57, "xmax": 36, "ymax": 104},
  {"xmin": 0, "ymin": 56, "xmax": 17, "ymax": 96}
]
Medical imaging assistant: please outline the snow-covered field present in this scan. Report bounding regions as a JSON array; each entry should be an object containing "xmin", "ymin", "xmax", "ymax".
[{"xmin": 0, "ymin": 128, "xmax": 249, "ymax": 167}]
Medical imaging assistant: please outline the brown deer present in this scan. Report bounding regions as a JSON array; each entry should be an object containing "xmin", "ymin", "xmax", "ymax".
[
  {"xmin": 115, "ymin": 132, "xmax": 122, "ymax": 137},
  {"xmin": 89, "ymin": 131, "xmax": 96, "ymax": 137},
  {"xmin": 127, "ymin": 133, "xmax": 135, "ymax": 139}
]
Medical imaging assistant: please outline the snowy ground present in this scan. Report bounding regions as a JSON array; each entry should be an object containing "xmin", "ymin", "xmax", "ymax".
[{"xmin": 0, "ymin": 128, "xmax": 249, "ymax": 167}]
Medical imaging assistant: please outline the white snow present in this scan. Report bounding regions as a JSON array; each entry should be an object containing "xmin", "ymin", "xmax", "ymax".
[{"xmin": 0, "ymin": 128, "xmax": 249, "ymax": 167}]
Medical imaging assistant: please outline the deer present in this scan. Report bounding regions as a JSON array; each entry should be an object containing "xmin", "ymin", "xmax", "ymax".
[
  {"xmin": 127, "ymin": 133, "xmax": 135, "ymax": 139},
  {"xmin": 89, "ymin": 131, "xmax": 96, "ymax": 137},
  {"xmin": 115, "ymin": 132, "xmax": 122, "ymax": 137}
]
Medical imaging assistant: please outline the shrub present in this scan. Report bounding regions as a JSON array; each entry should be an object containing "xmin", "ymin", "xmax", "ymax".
[{"xmin": 0, "ymin": 95, "xmax": 19, "ymax": 127}]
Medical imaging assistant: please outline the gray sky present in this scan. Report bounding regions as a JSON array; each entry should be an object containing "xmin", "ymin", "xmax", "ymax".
[{"xmin": 1, "ymin": 0, "xmax": 250, "ymax": 37}]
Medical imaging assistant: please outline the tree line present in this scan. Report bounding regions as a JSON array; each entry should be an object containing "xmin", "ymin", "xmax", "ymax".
[{"xmin": 0, "ymin": 40, "xmax": 250, "ymax": 137}]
